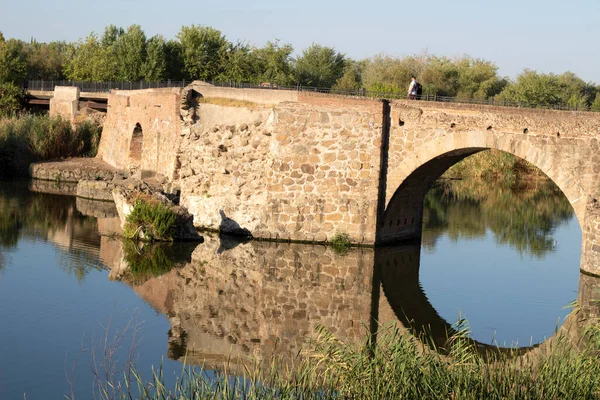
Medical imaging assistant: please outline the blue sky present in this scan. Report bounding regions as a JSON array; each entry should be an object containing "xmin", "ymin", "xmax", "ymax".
[{"xmin": 1, "ymin": 0, "xmax": 599, "ymax": 83}]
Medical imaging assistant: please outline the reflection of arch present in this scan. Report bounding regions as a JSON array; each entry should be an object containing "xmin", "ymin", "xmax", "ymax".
[
  {"xmin": 381, "ymin": 131, "xmax": 586, "ymax": 244},
  {"xmin": 128, "ymin": 123, "xmax": 143, "ymax": 168},
  {"xmin": 376, "ymin": 245, "xmax": 539, "ymax": 355}
]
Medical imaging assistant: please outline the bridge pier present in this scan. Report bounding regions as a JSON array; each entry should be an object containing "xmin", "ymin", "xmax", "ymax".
[{"xmin": 581, "ymin": 197, "xmax": 600, "ymax": 277}]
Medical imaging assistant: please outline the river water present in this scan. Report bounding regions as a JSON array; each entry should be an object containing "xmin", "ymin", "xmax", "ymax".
[{"xmin": 0, "ymin": 179, "xmax": 594, "ymax": 399}]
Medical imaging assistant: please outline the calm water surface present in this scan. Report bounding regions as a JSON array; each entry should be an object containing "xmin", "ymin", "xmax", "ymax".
[{"xmin": 0, "ymin": 180, "xmax": 591, "ymax": 399}]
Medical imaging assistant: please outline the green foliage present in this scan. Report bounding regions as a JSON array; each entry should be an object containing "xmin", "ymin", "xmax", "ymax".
[
  {"xmin": 218, "ymin": 41, "xmax": 256, "ymax": 83},
  {"xmin": 294, "ymin": 43, "xmax": 345, "ymax": 87},
  {"xmin": 422, "ymin": 177, "xmax": 574, "ymax": 257},
  {"xmin": 123, "ymin": 197, "xmax": 176, "ymax": 241},
  {"xmin": 24, "ymin": 40, "xmax": 69, "ymax": 80},
  {"xmin": 330, "ymin": 231, "xmax": 351, "ymax": 254},
  {"xmin": 64, "ymin": 33, "xmax": 117, "ymax": 81},
  {"xmin": 114, "ymin": 25, "xmax": 147, "ymax": 81},
  {"xmin": 0, "ymin": 39, "xmax": 28, "ymax": 84},
  {"xmin": 0, "ymin": 83, "xmax": 24, "ymax": 116},
  {"xmin": 122, "ymin": 241, "xmax": 175, "ymax": 283},
  {"xmin": 2, "ymin": 25, "xmax": 598, "ymax": 111},
  {"xmin": 142, "ymin": 35, "xmax": 168, "ymax": 82},
  {"xmin": 333, "ymin": 61, "xmax": 363, "ymax": 91},
  {"xmin": 591, "ymin": 93, "xmax": 600, "ymax": 112},
  {"xmin": 177, "ymin": 25, "xmax": 228, "ymax": 81},
  {"xmin": 77, "ymin": 319, "xmax": 600, "ymax": 399},
  {"xmin": 0, "ymin": 114, "xmax": 101, "ymax": 176},
  {"xmin": 252, "ymin": 40, "xmax": 294, "ymax": 85},
  {"xmin": 495, "ymin": 69, "xmax": 597, "ymax": 109}
]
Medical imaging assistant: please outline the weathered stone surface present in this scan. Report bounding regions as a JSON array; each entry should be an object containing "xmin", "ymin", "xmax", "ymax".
[
  {"xmin": 76, "ymin": 180, "xmax": 115, "ymax": 201},
  {"xmin": 79, "ymin": 84, "xmax": 600, "ymax": 274}
]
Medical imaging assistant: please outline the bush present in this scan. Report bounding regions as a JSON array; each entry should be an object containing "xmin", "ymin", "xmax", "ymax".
[
  {"xmin": 0, "ymin": 114, "xmax": 102, "ymax": 177},
  {"xmin": 330, "ymin": 231, "xmax": 351, "ymax": 254},
  {"xmin": 0, "ymin": 83, "xmax": 24, "ymax": 117},
  {"xmin": 123, "ymin": 197, "xmax": 177, "ymax": 241}
]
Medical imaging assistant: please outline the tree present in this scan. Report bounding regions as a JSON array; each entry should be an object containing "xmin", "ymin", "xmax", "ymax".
[
  {"xmin": 64, "ymin": 33, "xmax": 117, "ymax": 81},
  {"xmin": 0, "ymin": 32, "xmax": 5, "ymax": 43},
  {"xmin": 293, "ymin": 43, "xmax": 345, "ymax": 88},
  {"xmin": 177, "ymin": 25, "xmax": 228, "ymax": 81},
  {"xmin": 143, "ymin": 35, "xmax": 167, "ymax": 82},
  {"xmin": 454, "ymin": 56, "xmax": 506, "ymax": 99},
  {"xmin": 0, "ymin": 39, "xmax": 28, "ymax": 84},
  {"xmin": 114, "ymin": 25, "xmax": 147, "ymax": 81},
  {"xmin": 164, "ymin": 40, "xmax": 184, "ymax": 81},
  {"xmin": 361, "ymin": 54, "xmax": 418, "ymax": 94},
  {"xmin": 25, "ymin": 41, "xmax": 69, "ymax": 80},
  {"xmin": 0, "ymin": 83, "xmax": 24, "ymax": 116},
  {"xmin": 590, "ymin": 93, "xmax": 600, "ymax": 112},
  {"xmin": 101, "ymin": 24, "xmax": 123, "ymax": 47},
  {"xmin": 218, "ymin": 41, "xmax": 256, "ymax": 83},
  {"xmin": 495, "ymin": 70, "xmax": 565, "ymax": 106},
  {"xmin": 333, "ymin": 60, "xmax": 363, "ymax": 91},
  {"xmin": 252, "ymin": 40, "xmax": 294, "ymax": 86}
]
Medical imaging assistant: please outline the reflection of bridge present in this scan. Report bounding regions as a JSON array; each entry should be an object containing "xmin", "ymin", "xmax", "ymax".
[{"xmin": 100, "ymin": 235, "xmax": 600, "ymax": 369}]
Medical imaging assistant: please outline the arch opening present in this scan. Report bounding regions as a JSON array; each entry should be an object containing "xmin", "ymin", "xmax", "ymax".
[
  {"xmin": 128, "ymin": 123, "xmax": 143, "ymax": 169},
  {"xmin": 381, "ymin": 147, "xmax": 582, "ymax": 245},
  {"xmin": 378, "ymin": 147, "xmax": 584, "ymax": 349}
]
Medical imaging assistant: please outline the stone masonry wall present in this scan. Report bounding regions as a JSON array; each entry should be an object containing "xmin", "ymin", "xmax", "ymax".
[
  {"xmin": 382, "ymin": 100, "xmax": 600, "ymax": 251},
  {"xmin": 179, "ymin": 96, "xmax": 385, "ymax": 244},
  {"xmin": 97, "ymin": 88, "xmax": 182, "ymax": 179}
]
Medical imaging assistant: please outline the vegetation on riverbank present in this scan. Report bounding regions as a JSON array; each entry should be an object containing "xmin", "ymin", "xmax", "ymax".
[
  {"xmin": 80, "ymin": 313, "xmax": 600, "ymax": 399},
  {"xmin": 0, "ymin": 114, "xmax": 101, "ymax": 177},
  {"xmin": 443, "ymin": 149, "xmax": 546, "ymax": 185}
]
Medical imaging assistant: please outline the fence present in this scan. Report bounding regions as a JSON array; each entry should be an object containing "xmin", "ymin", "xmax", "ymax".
[{"xmin": 23, "ymin": 80, "xmax": 595, "ymax": 112}]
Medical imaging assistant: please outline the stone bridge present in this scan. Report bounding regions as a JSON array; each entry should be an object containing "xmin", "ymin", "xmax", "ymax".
[{"xmin": 50, "ymin": 83, "xmax": 600, "ymax": 276}]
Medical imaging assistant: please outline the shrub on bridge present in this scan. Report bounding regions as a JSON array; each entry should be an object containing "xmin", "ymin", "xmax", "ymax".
[{"xmin": 123, "ymin": 196, "xmax": 177, "ymax": 241}]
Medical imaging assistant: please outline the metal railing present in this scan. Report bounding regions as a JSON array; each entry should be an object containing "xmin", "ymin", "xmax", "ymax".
[{"xmin": 23, "ymin": 80, "xmax": 596, "ymax": 112}]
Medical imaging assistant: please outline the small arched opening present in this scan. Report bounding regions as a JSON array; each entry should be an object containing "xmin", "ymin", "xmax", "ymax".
[{"xmin": 128, "ymin": 123, "xmax": 143, "ymax": 168}]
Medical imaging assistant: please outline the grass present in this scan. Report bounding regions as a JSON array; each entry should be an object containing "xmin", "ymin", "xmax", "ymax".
[
  {"xmin": 0, "ymin": 114, "xmax": 101, "ymax": 177},
  {"xmin": 77, "ymin": 311, "xmax": 600, "ymax": 400},
  {"xmin": 197, "ymin": 97, "xmax": 262, "ymax": 108},
  {"xmin": 123, "ymin": 196, "xmax": 177, "ymax": 241}
]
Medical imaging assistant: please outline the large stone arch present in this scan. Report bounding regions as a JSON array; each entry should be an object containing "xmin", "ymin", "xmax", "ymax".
[{"xmin": 381, "ymin": 129, "xmax": 587, "ymax": 244}]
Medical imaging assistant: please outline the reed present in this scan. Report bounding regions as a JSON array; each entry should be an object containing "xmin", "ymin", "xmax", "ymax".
[
  {"xmin": 0, "ymin": 114, "xmax": 101, "ymax": 177},
  {"xmin": 81, "ymin": 314, "xmax": 600, "ymax": 399}
]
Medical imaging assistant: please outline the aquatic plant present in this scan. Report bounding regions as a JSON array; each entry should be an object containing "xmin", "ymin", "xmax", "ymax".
[
  {"xmin": 330, "ymin": 231, "xmax": 351, "ymax": 254},
  {"xmin": 75, "ymin": 312, "xmax": 600, "ymax": 400},
  {"xmin": 123, "ymin": 197, "xmax": 176, "ymax": 241}
]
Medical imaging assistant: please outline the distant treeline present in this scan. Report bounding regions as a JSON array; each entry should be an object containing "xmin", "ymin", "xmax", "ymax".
[{"xmin": 1, "ymin": 24, "xmax": 600, "ymax": 113}]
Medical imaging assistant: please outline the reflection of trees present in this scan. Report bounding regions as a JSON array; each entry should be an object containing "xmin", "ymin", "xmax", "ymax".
[
  {"xmin": 423, "ymin": 179, "xmax": 574, "ymax": 258},
  {"xmin": 0, "ymin": 182, "xmax": 103, "ymax": 279}
]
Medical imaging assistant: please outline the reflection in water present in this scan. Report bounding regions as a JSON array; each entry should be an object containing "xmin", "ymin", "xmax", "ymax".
[
  {"xmin": 0, "ymin": 182, "xmax": 114, "ymax": 280},
  {"xmin": 423, "ymin": 179, "xmax": 574, "ymax": 257},
  {"xmin": 0, "ymin": 181, "xmax": 597, "ymax": 399}
]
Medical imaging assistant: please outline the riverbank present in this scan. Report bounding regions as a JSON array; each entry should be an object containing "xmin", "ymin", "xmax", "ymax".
[{"xmin": 79, "ymin": 314, "xmax": 600, "ymax": 399}]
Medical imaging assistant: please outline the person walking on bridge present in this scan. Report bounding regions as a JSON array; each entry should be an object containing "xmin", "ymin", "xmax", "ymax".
[{"xmin": 408, "ymin": 77, "xmax": 421, "ymax": 100}]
